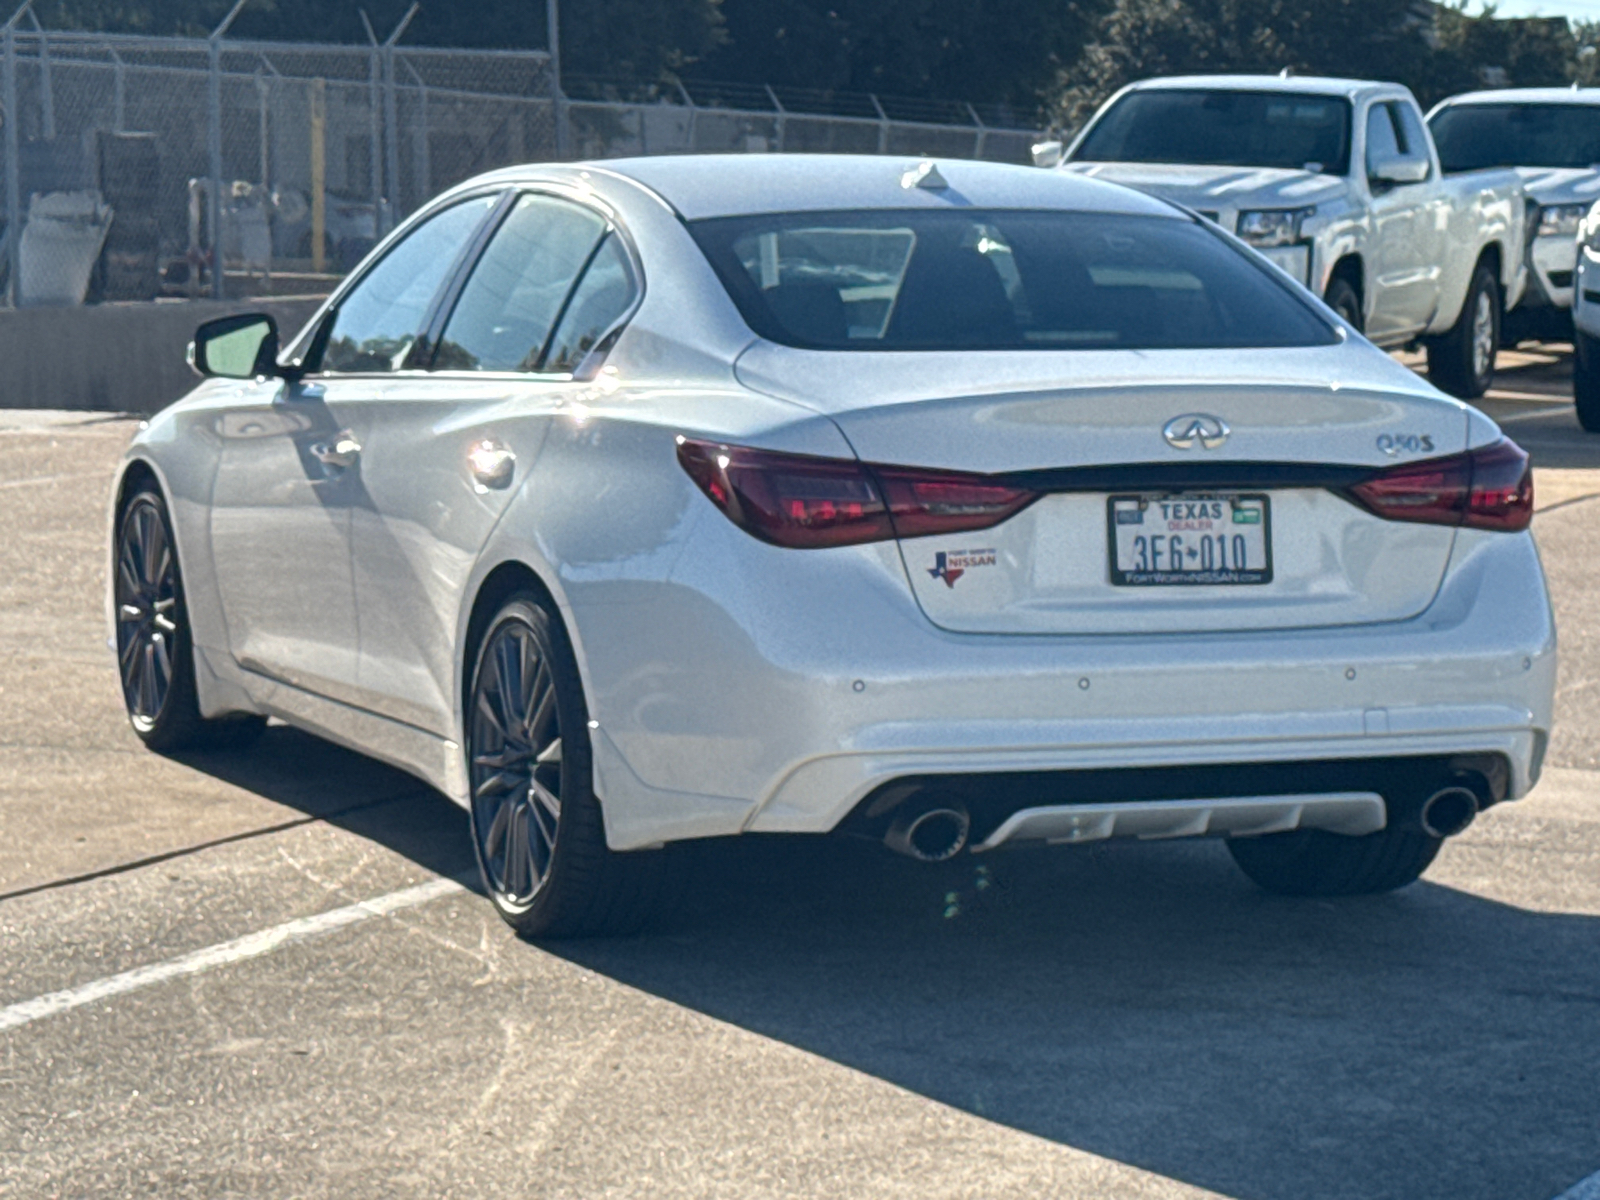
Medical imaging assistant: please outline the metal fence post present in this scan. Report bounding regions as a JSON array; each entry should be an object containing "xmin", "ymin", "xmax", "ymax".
[
  {"xmin": 676, "ymin": 81, "xmax": 697, "ymax": 153},
  {"xmin": 2, "ymin": 4, "xmax": 23, "ymax": 309},
  {"xmin": 547, "ymin": 0, "xmax": 565, "ymax": 157},
  {"xmin": 27, "ymin": 10, "xmax": 51, "ymax": 140},
  {"xmin": 765, "ymin": 85, "xmax": 785, "ymax": 152},
  {"xmin": 110, "ymin": 45, "xmax": 125, "ymax": 131},
  {"xmin": 967, "ymin": 103, "xmax": 987, "ymax": 160},
  {"xmin": 402, "ymin": 57, "xmax": 429, "ymax": 204},
  {"xmin": 310, "ymin": 76, "xmax": 325, "ymax": 274},
  {"xmin": 870, "ymin": 94, "xmax": 889, "ymax": 155},
  {"xmin": 360, "ymin": 11, "xmax": 383, "ymax": 235},
  {"xmin": 207, "ymin": 0, "xmax": 249, "ymax": 300},
  {"xmin": 382, "ymin": 4, "xmax": 416, "ymax": 224}
]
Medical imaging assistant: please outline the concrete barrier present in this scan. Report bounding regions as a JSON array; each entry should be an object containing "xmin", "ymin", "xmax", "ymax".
[{"xmin": 0, "ymin": 295, "xmax": 327, "ymax": 415}]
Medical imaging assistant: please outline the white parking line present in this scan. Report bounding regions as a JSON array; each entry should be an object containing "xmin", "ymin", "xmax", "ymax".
[
  {"xmin": 1556, "ymin": 1169, "xmax": 1600, "ymax": 1200},
  {"xmin": 0, "ymin": 877, "xmax": 465, "ymax": 1034}
]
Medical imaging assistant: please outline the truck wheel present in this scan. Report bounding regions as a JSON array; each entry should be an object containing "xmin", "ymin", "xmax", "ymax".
[
  {"xmin": 1575, "ymin": 330, "xmax": 1600, "ymax": 433},
  {"xmin": 1324, "ymin": 277, "xmax": 1363, "ymax": 332},
  {"xmin": 1427, "ymin": 264, "xmax": 1500, "ymax": 399},
  {"xmin": 1227, "ymin": 826, "xmax": 1442, "ymax": 896}
]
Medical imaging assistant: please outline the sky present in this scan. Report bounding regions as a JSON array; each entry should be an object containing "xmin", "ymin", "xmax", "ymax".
[{"xmin": 1479, "ymin": 0, "xmax": 1600, "ymax": 18}]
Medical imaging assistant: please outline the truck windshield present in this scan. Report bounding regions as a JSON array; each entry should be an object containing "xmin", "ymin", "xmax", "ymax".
[
  {"xmin": 1072, "ymin": 89, "xmax": 1353, "ymax": 175},
  {"xmin": 689, "ymin": 209, "xmax": 1337, "ymax": 352},
  {"xmin": 1429, "ymin": 103, "xmax": 1600, "ymax": 171}
]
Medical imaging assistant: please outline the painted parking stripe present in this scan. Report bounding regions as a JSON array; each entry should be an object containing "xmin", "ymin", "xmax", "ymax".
[
  {"xmin": 0, "ymin": 877, "xmax": 465, "ymax": 1035},
  {"xmin": 1556, "ymin": 1169, "xmax": 1600, "ymax": 1200}
]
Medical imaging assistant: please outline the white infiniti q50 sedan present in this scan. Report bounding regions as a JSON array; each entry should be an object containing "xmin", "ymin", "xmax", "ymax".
[{"xmin": 108, "ymin": 154, "xmax": 1556, "ymax": 936}]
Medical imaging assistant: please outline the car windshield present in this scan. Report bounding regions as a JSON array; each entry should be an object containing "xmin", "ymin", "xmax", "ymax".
[
  {"xmin": 1072, "ymin": 89, "xmax": 1353, "ymax": 175},
  {"xmin": 689, "ymin": 208, "xmax": 1337, "ymax": 352},
  {"xmin": 1429, "ymin": 103, "xmax": 1600, "ymax": 171}
]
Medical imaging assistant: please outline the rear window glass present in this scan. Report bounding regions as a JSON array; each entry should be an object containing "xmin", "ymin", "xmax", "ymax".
[
  {"xmin": 689, "ymin": 209, "xmax": 1337, "ymax": 352},
  {"xmin": 1429, "ymin": 103, "xmax": 1600, "ymax": 171},
  {"xmin": 1073, "ymin": 89, "xmax": 1352, "ymax": 175}
]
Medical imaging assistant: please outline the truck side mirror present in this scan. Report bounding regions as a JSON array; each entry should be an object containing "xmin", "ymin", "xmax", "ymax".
[
  {"xmin": 1031, "ymin": 140, "xmax": 1065, "ymax": 169},
  {"xmin": 1369, "ymin": 154, "xmax": 1430, "ymax": 187},
  {"xmin": 188, "ymin": 313, "xmax": 281, "ymax": 380}
]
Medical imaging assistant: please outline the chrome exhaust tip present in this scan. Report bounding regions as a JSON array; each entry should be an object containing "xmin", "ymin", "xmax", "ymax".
[
  {"xmin": 1420, "ymin": 786, "xmax": 1479, "ymax": 839},
  {"xmin": 884, "ymin": 797, "xmax": 971, "ymax": 862}
]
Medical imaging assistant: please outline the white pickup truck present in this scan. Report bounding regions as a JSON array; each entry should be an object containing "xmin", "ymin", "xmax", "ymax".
[
  {"xmin": 1035, "ymin": 75, "xmax": 1529, "ymax": 398},
  {"xmin": 1427, "ymin": 87, "xmax": 1600, "ymax": 345}
]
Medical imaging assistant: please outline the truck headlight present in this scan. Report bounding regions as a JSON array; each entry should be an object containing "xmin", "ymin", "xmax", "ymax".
[
  {"xmin": 1539, "ymin": 203, "xmax": 1588, "ymax": 239},
  {"xmin": 1236, "ymin": 207, "xmax": 1315, "ymax": 247}
]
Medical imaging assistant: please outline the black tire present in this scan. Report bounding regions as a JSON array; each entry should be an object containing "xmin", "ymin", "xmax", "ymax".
[
  {"xmin": 1226, "ymin": 825, "xmax": 1442, "ymax": 896},
  {"xmin": 1427, "ymin": 262, "xmax": 1500, "ymax": 399},
  {"xmin": 1324, "ymin": 276, "xmax": 1363, "ymax": 333},
  {"xmin": 1575, "ymin": 330, "xmax": 1600, "ymax": 433},
  {"xmin": 114, "ymin": 485, "xmax": 266, "ymax": 752},
  {"xmin": 466, "ymin": 591, "xmax": 672, "ymax": 938}
]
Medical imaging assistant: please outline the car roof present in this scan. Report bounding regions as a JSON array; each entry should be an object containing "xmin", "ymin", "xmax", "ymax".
[
  {"xmin": 578, "ymin": 153, "xmax": 1181, "ymax": 221},
  {"xmin": 1435, "ymin": 87, "xmax": 1600, "ymax": 108},
  {"xmin": 1123, "ymin": 74, "xmax": 1405, "ymax": 102}
]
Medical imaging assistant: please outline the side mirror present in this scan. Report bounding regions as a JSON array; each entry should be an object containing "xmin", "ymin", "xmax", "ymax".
[
  {"xmin": 188, "ymin": 313, "xmax": 280, "ymax": 379},
  {"xmin": 1031, "ymin": 140, "xmax": 1065, "ymax": 169},
  {"xmin": 1369, "ymin": 154, "xmax": 1430, "ymax": 187}
]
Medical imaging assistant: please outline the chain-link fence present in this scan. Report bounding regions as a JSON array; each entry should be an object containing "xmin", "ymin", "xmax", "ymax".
[{"xmin": 0, "ymin": 20, "xmax": 1041, "ymax": 308}]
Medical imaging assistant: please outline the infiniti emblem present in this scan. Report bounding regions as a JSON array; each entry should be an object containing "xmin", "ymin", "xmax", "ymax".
[{"xmin": 1163, "ymin": 413, "xmax": 1230, "ymax": 450}]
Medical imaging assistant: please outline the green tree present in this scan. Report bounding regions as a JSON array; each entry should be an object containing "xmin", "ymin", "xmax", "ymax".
[
  {"xmin": 1420, "ymin": 6, "xmax": 1574, "ymax": 102},
  {"xmin": 699, "ymin": 0, "xmax": 1096, "ymax": 113},
  {"xmin": 1051, "ymin": 0, "xmax": 1441, "ymax": 134}
]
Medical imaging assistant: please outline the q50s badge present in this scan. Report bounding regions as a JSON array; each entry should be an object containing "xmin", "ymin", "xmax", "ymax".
[{"xmin": 1377, "ymin": 433, "xmax": 1435, "ymax": 457}]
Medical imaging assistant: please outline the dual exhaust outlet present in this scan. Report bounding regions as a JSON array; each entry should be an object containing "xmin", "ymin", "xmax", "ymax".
[
  {"xmin": 883, "ymin": 795, "xmax": 971, "ymax": 863},
  {"xmin": 879, "ymin": 781, "xmax": 1483, "ymax": 862},
  {"xmin": 1415, "ymin": 784, "xmax": 1480, "ymax": 839}
]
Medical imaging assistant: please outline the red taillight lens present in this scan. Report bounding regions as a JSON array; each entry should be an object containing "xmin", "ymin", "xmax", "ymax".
[
  {"xmin": 676, "ymin": 438, "xmax": 1037, "ymax": 548},
  {"xmin": 676, "ymin": 439, "xmax": 894, "ymax": 548},
  {"xmin": 875, "ymin": 465, "xmax": 1038, "ymax": 538},
  {"xmin": 1347, "ymin": 438, "xmax": 1532, "ymax": 532}
]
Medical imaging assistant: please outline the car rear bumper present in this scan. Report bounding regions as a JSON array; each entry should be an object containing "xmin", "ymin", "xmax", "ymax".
[{"xmin": 574, "ymin": 521, "xmax": 1556, "ymax": 850}]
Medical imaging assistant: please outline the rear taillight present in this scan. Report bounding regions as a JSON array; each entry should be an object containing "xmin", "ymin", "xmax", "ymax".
[
  {"xmin": 676, "ymin": 437, "xmax": 1037, "ymax": 549},
  {"xmin": 1346, "ymin": 438, "xmax": 1532, "ymax": 532}
]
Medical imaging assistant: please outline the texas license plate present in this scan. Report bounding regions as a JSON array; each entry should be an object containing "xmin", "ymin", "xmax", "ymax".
[{"xmin": 1107, "ymin": 493, "xmax": 1272, "ymax": 586}]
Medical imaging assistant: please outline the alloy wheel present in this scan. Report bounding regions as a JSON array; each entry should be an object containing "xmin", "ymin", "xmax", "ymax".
[
  {"xmin": 469, "ymin": 618, "xmax": 564, "ymax": 910},
  {"xmin": 1471, "ymin": 289, "xmax": 1496, "ymax": 383},
  {"xmin": 115, "ymin": 496, "xmax": 180, "ymax": 728}
]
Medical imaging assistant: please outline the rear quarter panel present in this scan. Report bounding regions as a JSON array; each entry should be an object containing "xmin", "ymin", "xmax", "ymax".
[{"xmin": 1429, "ymin": 168, "xmax": 1527, "ymax": 333}]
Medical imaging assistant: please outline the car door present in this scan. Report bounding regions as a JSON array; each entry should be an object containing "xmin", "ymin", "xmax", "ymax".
[
  {"xmin": 1364, "ymin": 100, "xmax": 1438, "ymax": 341},
  {"xmin": 208, "ymin": 192, "xmax": 501, "ymax": 705},
  {"xmin": 338, "ymin": 191, "xmax": 639, "ymax": 735}
]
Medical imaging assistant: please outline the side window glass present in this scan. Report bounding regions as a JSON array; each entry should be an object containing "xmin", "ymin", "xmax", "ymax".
[
  {"xmin": 544, "ymin": 234, "xmax": 638, "ymax": 373},
  {"xmin": 1365, "ymin": 104, "xmax": 1402, "ymax": 175},
  {"xmin": 434, "ymin": 194, "xmax": 608, "ymax": 373},
  {"xmin": 320, "ymin": 195, "xmax": 498, "ymax": 374},
  {"xmin": 1392, "ymin": 102, "xmax": 1430, "ymax": 169}
]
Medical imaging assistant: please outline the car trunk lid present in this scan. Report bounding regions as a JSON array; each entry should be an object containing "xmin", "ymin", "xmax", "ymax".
[{"xmin": 735, "ymin": 343, "xmax": 1470, "ymax": 634}]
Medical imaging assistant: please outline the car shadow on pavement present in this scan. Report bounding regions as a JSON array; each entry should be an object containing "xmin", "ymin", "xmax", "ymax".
[
  {"xmin": 551, "ymin": 833, "xmax": 1600, "ymax": 1200},
  {"xmin": 164, "ymin": 727, "xmax": 1599, "ymax": 1200},
  {"xmin": 166, "ymin": 723, "xmax": 480, "ymax": 888}
]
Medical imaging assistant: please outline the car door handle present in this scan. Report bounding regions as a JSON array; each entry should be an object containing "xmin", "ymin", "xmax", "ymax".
[{"xmin": 310, "ymin": 432, "xmax": 361, "ymax": 469}]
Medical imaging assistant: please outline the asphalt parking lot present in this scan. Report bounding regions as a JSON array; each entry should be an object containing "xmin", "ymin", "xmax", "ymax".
[{"xmin": 2, "ymin": 351, "xmax": 1599, "ymax": 1200}]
